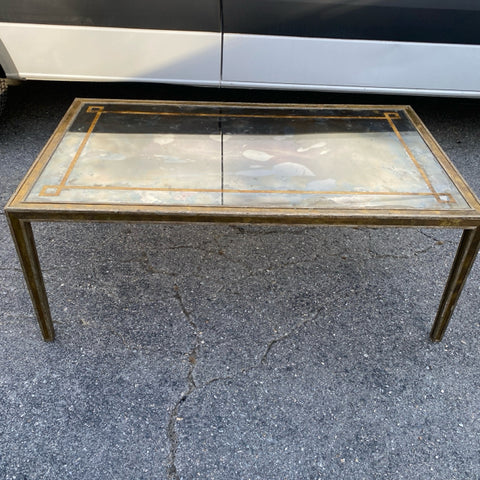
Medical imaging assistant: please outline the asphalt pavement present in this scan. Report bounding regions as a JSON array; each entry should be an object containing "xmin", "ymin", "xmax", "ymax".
[{"xmin": 1, "ymin": 81, "xmax": 479, "ymax": 480}]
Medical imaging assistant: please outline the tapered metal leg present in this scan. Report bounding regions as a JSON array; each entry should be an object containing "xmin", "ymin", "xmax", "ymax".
[
  {"xmin": 6, "ymin": 214, "xmax": 55, "ymax": 341},
  {"xmin": 431, "ymin": 227, "xmax": 480, "ymax": 342}
]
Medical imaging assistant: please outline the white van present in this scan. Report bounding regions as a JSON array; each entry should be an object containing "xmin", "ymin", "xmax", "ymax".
[{"xmin": 1, "ymin": 0, "xmax": 480, "ymax": 109}]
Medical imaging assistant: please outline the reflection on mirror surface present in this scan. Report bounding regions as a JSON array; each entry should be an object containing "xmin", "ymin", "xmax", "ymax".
[{"xmin": 25, "ymin": 104, "xmax": 469, "ymax": 210}]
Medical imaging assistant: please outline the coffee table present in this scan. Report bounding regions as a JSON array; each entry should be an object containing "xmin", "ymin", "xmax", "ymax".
[{"xmin": 5, "ymin": 99, "xmax": 480, "ymax": 342}]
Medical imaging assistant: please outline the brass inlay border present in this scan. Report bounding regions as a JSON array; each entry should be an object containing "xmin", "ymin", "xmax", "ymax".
[
  {"xmin": 53, "ymin": 106, "xmax": 104, "ymax": 196},
  {"xmin": 37, "ymin": 184, "xmax": 453, "ymax": 202},
  {"xmin": 35, "ymin": 106, "xmax": 453, "ymax": 205},
  {"xmin": 91, "ymin": 107, "xmax": 402, "ymax": 121},
  {"xmin": 384, "ymin": 112, "xmax": 442, "ymax": 203}
]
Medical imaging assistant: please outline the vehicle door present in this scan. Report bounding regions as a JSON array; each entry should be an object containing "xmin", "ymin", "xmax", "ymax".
[
  {"xmin": 0, "ymin": 0, "xmax": 221, "ymax": 86},
  {"xmin": 221, "ymin": 0, "xmax": 480, "ymax": 96}
]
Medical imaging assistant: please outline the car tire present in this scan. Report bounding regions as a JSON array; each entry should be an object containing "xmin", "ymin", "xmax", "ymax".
[{"xmin": 0, "ymin": 78, "xmax": 7, "ymax": 116}]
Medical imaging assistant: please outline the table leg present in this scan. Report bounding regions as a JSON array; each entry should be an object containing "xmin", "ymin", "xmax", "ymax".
[
  {"xmin": 6, "ymin": 214, "xmax": 55, "ymax": 341},
  {"xmin": 431, "ymin": 227, "xmax": 480, "ymax": 342}
]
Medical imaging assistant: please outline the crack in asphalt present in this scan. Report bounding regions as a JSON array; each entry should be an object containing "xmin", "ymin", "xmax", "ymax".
[
  {"xmin": 419, "ymin": 228, "xmax": 458, "ymax": 245},
  {"xmin": 229, "ymin": 224, "xmax": 317, "ymax": 237},
  {"xmin": 260, "ymin": 314, "xmax": 315, "ymax": 365},
  {"xmin": 167, "ymin": 284, "xmax": 200, "ymax": 480},
  {"xmin": 202, "ymin": 311, "xmax": 319, "ymax": 387},
  {"xmin": 166, "ymin": 281, "xmax": 320, "ymax": 478},
  {"xmin": 367, "ymin": 244, "xmax": 437, "ymax": 260},
  {"xmin": 366, "ymin": 229, "xmax": 449, "ymax": 260}
]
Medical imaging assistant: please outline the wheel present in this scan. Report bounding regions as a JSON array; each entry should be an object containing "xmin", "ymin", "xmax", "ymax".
[{"xmin": 0, "ymin": 78, "xmax": 7, "ymax": 116}]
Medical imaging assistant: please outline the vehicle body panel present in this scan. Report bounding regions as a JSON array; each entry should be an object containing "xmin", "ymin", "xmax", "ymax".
[
  {"xmin": 0, "ymin": 23, "xmax": 221, "ymax": 85},
  {"xmin": 1, "ymin": 0, "xmax": 479, "ymax": 96},
  {"xmin": 223, "ymin": 34, "xmax": 480, "ymax": 96}
]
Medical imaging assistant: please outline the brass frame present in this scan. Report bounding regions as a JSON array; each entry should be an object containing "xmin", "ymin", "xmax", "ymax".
[{"xmin": 5, "ymin": 99, "xmax": 480, "ymax": 342}]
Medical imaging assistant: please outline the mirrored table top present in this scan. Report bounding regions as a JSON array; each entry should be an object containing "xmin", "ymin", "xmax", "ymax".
[{"xmin": 8, "ymin": 100, "xmax": 480, "ymax": 226}]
